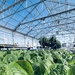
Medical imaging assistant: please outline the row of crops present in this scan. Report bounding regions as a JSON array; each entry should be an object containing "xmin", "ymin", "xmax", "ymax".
[{"xmin": 0, "ymin": 49, "xmax": 75, "ymax": 75}]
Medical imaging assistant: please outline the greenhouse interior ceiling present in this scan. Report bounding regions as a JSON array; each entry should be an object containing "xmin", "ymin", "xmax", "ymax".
[{"xmin": 0, "ymin": 0, "xmax": 75, "ymax": 39}]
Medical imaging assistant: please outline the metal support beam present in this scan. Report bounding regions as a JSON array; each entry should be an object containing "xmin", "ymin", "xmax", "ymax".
[
  {"xmin": 0, "ymin": 0, "xmax": 25, "ymax": 14},
  {"xmin": 47, "ymin": 0, "xmax": 75, "ymax": 6},
  {"xmin": 26, "ymin": 21, "xmax": 42, "ymax": 35},
  {"xmin": 0, "ymin": 0, "xmax": 47, "ymax": 21},
  {"xmin": 14, "ymin": 4, "xmax": 38, "ymax": 31},
  {"xmin": 0, "ymin": 24, "xmax": 37, "ymax": 39},
  {"xmin": 36, "ymin": 28, "xmax": 75, "ymax": 39},
  {"xmin": 12, "ymin": 32, "xmax": 14, "ymax": 45},
  {"xmin": 41, "ymin": 26, "xmax": 75, "ymax": 38},
  {"xmin": 20, "ymin": 7, "xmax": 75, "ymax": 25},
  {"xmin": 33, "ymin": 21, "xmax": 75, "ymax": 38},
  {"xmin": 14, "ymin": 0, "xmax": 46, "ymax": 31},
  {"xmin": 25, "ymin": 14, "xmax": 75, "ymax": 36}
]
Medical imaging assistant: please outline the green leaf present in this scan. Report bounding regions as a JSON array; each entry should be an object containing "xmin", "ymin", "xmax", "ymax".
[
  {"xmin": 0, "ymin": 62, "xmax": 6, "ymax": 75},
  {"xmin": 32, "ymin": 62, "xmax": 40, "ymax": 75},
  {"xmin": 3, "ymin": 54, "xmax": 18, "ymax": 64},
  {"xmin": 50, "ymin": 64, "xmax": 69, "ymax": 75},
  {"xmin": 40, "ymin": 57, "xmax": 53, "ymax": 75},
  {"xmin": 4, "ymin": 60, "xmax": 34, "ymax": 75},
  {"xmin": 16, "ymin": 60, "xmax": 34, "ymax": 75},
  {"xmin": 69, "ymin": 59, "xmax": 75, "ymax": 65},
  {"xmin": 4, "ymin": 62, "xmax": 28, "ymax": 75},
  {"xmin": 69, "ymin": 65, "xmax": 75, "ymax": 75}
]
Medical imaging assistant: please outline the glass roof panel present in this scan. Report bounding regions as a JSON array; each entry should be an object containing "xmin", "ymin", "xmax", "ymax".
[{"xmin": 0, "ymin": 0, "xmax": 75, "ymax": 39}]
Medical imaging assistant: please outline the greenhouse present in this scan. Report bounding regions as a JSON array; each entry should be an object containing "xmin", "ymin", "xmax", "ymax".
[{"xmin": 0, "ymin": 0, "xmax": 75, "ymax": 75}]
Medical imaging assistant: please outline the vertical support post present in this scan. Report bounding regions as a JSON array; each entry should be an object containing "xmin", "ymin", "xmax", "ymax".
[
  {"xmin": 12, "ymin": 32, "xmax": 14, "ymax": 45},
  {"xmin": 32, "ymin": 38, "xmax": 33, "ymax": 48},
  {"xmin": 24, "ymin": 36, "xmax": 26, "ymax": 47}
]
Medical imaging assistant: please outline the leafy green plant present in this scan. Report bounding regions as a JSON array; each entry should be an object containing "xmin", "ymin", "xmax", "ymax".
[
  {"xmin": 50, "ymin": 64, "xmax": 69, "ymax": 75},
  {"xmin": 4, "ymin": 60, "xmax": 34, "ymax": 75},
  {"xmin": 0, "ymin": 50, "xmax": 74, "ymax": 75},
  {"xmin": 3, "ymin": 54, "xmax": 18, "ymax": 64},
  {"xmin": 39, "ymin": 36, "xmax": 61, "ymax": 49}
]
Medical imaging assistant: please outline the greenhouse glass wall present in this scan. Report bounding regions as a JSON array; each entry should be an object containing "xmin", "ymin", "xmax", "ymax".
[{"xmin": 0, "ymin": 27, "xmax": 40, "ymax": 47}]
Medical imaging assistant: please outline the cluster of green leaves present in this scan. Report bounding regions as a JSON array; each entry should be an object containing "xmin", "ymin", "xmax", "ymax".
[
  {"xmin": 0, "ymin": 50, "xmax": 75, "ymax": 75},
  {"xmin": 39, "ymin": 36, "xmax": 61, "ymax": 49}
]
